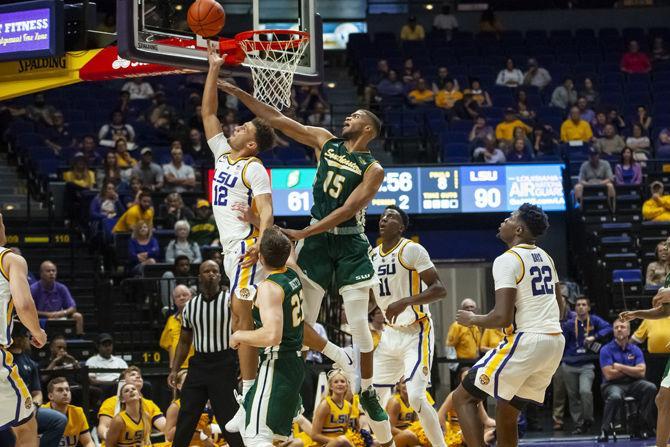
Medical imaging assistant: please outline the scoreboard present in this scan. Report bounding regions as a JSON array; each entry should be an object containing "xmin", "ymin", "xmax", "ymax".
[{"xmin": 208, "ymin": 163, "xmax": 566, "ymax": 216}]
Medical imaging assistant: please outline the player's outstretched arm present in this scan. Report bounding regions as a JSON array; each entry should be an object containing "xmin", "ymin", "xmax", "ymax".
[
  {"xmin": 6, "ymin": 253, "xmax": 46, "ymax": 348},
  {"xmin": 620, "ymin": 302, "xmax": 670, "ymax": 322},
  {"xmin": 385, "ymin": 267, "xmax": 446, "ymax": 324},
  {"xmin": 203, "ymin": 45, "xmax": 225, "ymax": 141},
  {"xmin": 283, "ymin": 163, "xmax": 384, "ymax": 241},
  {"xmin": 217, "ymin": 80, "xmax": 334, "ymax": 154},
  {"xmin": 230, "ymin": 281, "xmax": 283, "ymax": 348}
]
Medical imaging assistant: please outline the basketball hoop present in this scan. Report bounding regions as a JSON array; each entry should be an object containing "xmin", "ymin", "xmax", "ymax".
[{"xmin": 235, "ymin": 29, "xmax": 310, "ymax": 110}]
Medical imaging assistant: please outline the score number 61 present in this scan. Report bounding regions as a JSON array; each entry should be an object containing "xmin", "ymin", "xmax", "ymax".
[{"xmin": 474, "ymin": 187, "xmax": 502, "ymax": 209}]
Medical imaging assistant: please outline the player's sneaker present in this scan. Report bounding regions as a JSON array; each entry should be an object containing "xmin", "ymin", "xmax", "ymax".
[
  {"xmin": 360, "ymin": 386, "xmax": 389, "ymax": 422},
  {"xmin": 225, "ymin": 390, "xmax": 246, "ymax": 435},
  {"xmin": 333, "ymin": 345, "xmax": 358, "ymax": 391}
]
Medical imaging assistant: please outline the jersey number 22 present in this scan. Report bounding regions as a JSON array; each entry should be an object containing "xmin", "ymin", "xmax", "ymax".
[{"xmin": 530, "ymin": 266, "xmax": 554, "ymax": 296}]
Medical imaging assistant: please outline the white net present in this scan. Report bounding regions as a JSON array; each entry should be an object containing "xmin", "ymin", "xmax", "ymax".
[{"xmin": 236, "ymin": 31, "xmax": 310, "ymax": 110}]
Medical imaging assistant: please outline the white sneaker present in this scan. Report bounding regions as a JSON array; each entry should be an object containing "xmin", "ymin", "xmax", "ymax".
[
  {"xmin": 333, "ymin": 345, "xmax": 359, "ymax": 392},
  {"xmin": 225, "ymin": 390, "xmax": 246, "ymax": 435}
]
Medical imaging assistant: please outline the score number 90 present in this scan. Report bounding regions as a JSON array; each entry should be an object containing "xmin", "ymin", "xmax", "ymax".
[{"xmin": 474, "ymin": 187, "xmax": 502, "ymax": 209}]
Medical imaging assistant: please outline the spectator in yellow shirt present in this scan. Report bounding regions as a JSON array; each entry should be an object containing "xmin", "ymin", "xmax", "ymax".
[
  {"xmin": 480, "ymin": 328, "xmax": 506, "ymax": 353},
  {"xmin": 400, "ymin": 16, "xmax": 425, "ymax": 41},
  {"xmin": 113, "ymin": 190, "xmax": 154, "ymax": 233},
  {"xmin": 643, "ymin": 181, "xmax": 670, "ymax": 221},
  {"xmin": 435, "ymin": 79, "xmax": 463, "ymax": 110},
  {"xmin": 408, "ymin": 78, "xmax": 434, "ymax": 106},
  {"xmin": 632, "ymin": 317, "xmax": 670, "ymax": 353},
  {"xmin": 446, "ymin": 298, "xmax": 482, "ymax": 360},
  {"xmin": 63, "ymin": 153, "xmax": 96, "ymax": 189},
  {"xmin": 495, "ymin": 108, "xmax": 531, "ymax": 148},
  {"xmin": 114, "ymin": 138, "xmax": 137, "ymax": 169},
  {"xmin": 160, "ymin": 285, "xmax": 195, "ymax": 368},
  {"xmin": 560, "ymin": 107, "xmax": 593, "ymax": 143}
]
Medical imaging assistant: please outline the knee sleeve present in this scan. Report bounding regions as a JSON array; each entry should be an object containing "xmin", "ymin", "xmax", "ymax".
[
  {"xmin": 300, "ymin": 275, "xmax": 325, "ymax": 326},
  {"xmin": 342, "ymin": 291, "xmax": 373, "ymax": 353}
]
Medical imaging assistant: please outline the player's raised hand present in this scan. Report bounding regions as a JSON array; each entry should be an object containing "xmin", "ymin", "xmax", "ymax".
[
  {"xmin": 456, "ymin": 309, "xmax": 475, "ymax": 327},
  {"xmin": 30, "ymin": 329, "xmax": 47, "ymax": 349},
  {"xmin": 618, "ymin": 311, "xmax": 637, "ymax": 322},
  {"xmin": 207, "ymin": 45, "xmax": 224, "ymax": 69}
]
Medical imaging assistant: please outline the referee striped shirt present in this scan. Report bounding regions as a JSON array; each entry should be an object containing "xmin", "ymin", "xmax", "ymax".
[{"xmin": 181, "ymin": 290, "xmax": 232, "ymax": 353}]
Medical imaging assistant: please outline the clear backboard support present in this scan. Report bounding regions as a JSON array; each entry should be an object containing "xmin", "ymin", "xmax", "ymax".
[{"xmin": 116, "ymin": 0, "xmax": 323, "ymax": 85}]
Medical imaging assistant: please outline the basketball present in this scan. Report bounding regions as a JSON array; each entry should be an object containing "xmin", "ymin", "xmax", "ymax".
[{"xmin": 187, "ymin": 0, "xmax": 225, "ymax": 38}]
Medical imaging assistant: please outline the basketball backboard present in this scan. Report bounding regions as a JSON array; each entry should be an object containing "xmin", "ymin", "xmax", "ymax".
[{"xmin": 116, "ymin": 0, "xmax": 323, "ymax": 84}]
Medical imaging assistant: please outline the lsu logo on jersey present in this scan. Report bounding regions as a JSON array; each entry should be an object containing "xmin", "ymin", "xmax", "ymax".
[
  {"xmin": 330, "ymin": 414, "xmax": 348, "ymax": 424},
  {"xmin": 213, "ymin": 171, "xmax": 238, "ymax": 207}
]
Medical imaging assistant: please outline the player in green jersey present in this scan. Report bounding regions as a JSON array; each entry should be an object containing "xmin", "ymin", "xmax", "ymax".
[
  {"xmin": 231, "ymin": 228, "xmax": 305, "ymax": 447},
  {"xmin": 620, "ymin": 266, "xmax": 670, "ymax": 447},
  {"xmin": 219, "ymin": 81, "xmax": 395, "ymax": 446}
]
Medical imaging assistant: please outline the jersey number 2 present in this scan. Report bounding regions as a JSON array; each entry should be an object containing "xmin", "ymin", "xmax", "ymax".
[
  {"xmin": 291, "ymin": 293, "xmax": 304, "ymax": 327},
  {"xmin": 213, "ymin": 184, "xmax": 228, "ymax": 206},
  {"xmin": 530, "ymin": 266, "xmax": 554, "ymax": 296}
]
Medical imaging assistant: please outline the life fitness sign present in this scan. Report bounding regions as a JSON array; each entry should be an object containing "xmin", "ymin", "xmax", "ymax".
[
  {"xmin": 0, "ymin": 0, "xmax": 63, "ymax": 62},
  {"xmin": 78, "ymin": 46, "xmax": 197, "ymax": 81}
]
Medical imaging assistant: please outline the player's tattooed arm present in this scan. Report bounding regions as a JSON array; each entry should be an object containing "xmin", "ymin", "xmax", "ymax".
[
  {"xmin": 457, "ymin": 288, "xmax": 515, "ymax": 329},
  {"xmin": 283, "ymin": 163, "xmax": 384, "ymax": 241},
  {"xmin": 385, "ymin": 267, "xmax": 446, "ymax": 324},
  {"xmin": 217, "ymin": 80, "xmax": 334, "ymax": 156}
]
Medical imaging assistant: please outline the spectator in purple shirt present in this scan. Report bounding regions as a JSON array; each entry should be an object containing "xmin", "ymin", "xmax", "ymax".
[
  {"xmin": 560, "ymin": 296, "xmax": 612, "ymax": 434},
  {"xmin": 30, "ymin": 261, "xmax": 84, "ymax": 335},
  {"xmin": 614, "ymin": 147, "xmax": 642, "ymax": 186},
  {"xmin": 598, "ymin": 319, "xmax": 657, "ymax": 441}
]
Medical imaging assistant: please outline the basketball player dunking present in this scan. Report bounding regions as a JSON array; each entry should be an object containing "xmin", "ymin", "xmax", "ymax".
[
  {"xmin": 203, "ymin": 46, "xmax": 276, "ymax": 433},
  {"xmin": 453, "ymin": 204, "xmax": 565, "ymax": 447},
  {"xmin": 218, "ymin": 81, "xmax": 396, "ymax": 446},
  {"xmin": 205, "ymin": 48, "xmax": 356, "ymax": 434}
]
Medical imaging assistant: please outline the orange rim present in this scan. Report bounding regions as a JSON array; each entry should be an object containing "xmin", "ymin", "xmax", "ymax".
[{"xmin": 235, "ymin": 29, "xmax": 310, "ymax": 51}]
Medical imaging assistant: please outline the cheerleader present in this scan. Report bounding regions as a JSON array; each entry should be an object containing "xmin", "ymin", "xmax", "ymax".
[
  {"xmin": 311, "ymin": 370, "xmax": 354, "ymax": 447},
  {"xmin": 106, "ymin": 383, "xmax": 152, "ymax": 447}
]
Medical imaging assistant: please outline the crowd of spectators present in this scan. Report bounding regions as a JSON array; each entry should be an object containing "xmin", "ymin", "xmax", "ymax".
[{"xmin": 361, "ymin": 19, "xmax": 670, "ymax": 175}]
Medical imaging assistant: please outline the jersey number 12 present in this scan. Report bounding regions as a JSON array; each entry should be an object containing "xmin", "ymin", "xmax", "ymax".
[{"xmin": 530, "ymin": 266, "xmax": 554, "ymax": 296}]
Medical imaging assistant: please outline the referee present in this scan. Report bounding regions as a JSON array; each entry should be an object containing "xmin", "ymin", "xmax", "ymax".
[{"xmin": 168, "ymin": 260, "xmax": 244, "ymax": 447}]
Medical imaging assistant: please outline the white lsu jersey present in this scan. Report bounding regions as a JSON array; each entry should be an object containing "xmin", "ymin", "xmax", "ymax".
[
  {"xmin": 492, "ymin": 244, "xmax": 561, "ymax": 334},
  {"xmin": 370, "ymin": 238, "xmax": 434, "ymax": 327},
  {"xmin": 0, "ymin": 248, "xmax": 12, "ymax": 347},
  {"xmin": 208, "ymin": 133, "xmax": 272, "ymax": 251}
]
